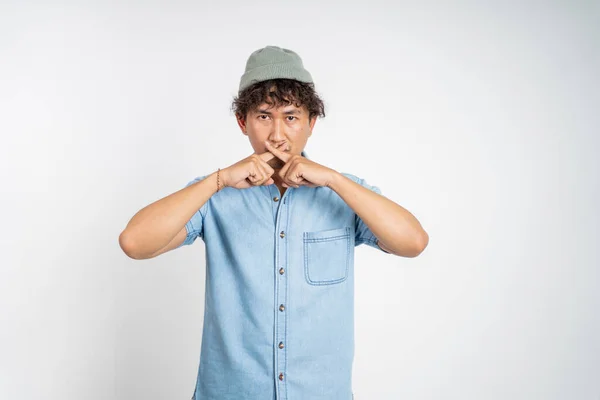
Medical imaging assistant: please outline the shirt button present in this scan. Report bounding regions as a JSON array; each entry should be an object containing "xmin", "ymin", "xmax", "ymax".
[
  {"xmin": 273, "ymin": 196, "xmax": 280, "ymax": 202},
  {"xmin": 280, "ymin": 231, "xmax": 285, "ymax": 238},
  {"xmin": 279, "ymin": 267, "xmax": 285, "ymax": 275},
  {"xmin": 279, "ymin": 373, "xmax": 284, "ymax": 381},
  {"xmin": 279, "ymin": 341, "xmax": 284, "ymax": 349},
  {"xmin": 279, "ymin": 304, "xmax": 285, "ymax": 312}
]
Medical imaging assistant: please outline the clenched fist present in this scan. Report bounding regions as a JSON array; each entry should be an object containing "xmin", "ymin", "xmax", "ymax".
[{"xmin": 220, "ymin": 149, "xmax": 278, "ymax": 189}]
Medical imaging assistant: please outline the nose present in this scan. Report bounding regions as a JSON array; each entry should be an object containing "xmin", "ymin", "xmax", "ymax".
[{"xmin": 268, "ymin": 118, "xmax": 285, "ymax": 142}]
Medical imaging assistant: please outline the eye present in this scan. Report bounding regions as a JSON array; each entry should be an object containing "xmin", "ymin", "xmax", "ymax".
[
  {"xmin": 258, "ymin": 115, "xmax": 269, "ymax": 120},
  {"xmin": 286, "ymin": 116, "xmax": 297, "ymax": 121}
]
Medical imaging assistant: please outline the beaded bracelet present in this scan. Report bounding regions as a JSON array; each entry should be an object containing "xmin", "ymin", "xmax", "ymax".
[{"xmin": 217, "ymin": 168, "xmax": 221, "ymax": 192}]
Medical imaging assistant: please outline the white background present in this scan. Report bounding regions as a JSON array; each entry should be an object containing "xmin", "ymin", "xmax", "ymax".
[{"xmin": 1, "ymin": 1, "xmax": 598, "ymax": 399}]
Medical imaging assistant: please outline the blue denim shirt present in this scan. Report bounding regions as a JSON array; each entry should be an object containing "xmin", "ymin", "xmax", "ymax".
[{"xmin": 179, "ymin": 152, "xmax": 386, "ymax": 400}]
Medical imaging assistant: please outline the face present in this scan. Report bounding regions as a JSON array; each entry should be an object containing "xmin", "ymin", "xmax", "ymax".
[{"xmin": 236, "ymin": 99, "xmax": 317, "ymax": 169}]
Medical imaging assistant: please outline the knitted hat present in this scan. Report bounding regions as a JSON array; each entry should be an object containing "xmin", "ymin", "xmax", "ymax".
[{"xmin": 238, "ymin": 45, "xmax": 313, "ymax": 93}]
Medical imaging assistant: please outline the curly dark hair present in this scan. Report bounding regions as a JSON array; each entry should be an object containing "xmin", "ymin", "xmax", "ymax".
[{"xmin": 232, "ymin": 79, "xmax": 326, "ymax": 120}]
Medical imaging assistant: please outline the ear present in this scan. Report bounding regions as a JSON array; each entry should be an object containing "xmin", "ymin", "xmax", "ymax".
[
  {"xmin": 236, "ymin": 113, "xmax": 248, "ymax": 136},
  {"xmin": 308, "ymin": 116, "xmax": 317, "ymax": 137}
]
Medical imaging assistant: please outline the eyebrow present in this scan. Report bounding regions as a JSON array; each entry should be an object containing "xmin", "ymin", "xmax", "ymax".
[{"xmin": 256, "ymin": 108, "xmax": 302, "ymax": 115}]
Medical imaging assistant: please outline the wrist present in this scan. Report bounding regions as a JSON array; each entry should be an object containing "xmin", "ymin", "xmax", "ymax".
[
  {"xmin": 326, "ymin": 169, "xmax": 343, "ymax": 190},
  {"xmin": 218, "ymin": 167, "xmax": 230, "ymax": 189}
]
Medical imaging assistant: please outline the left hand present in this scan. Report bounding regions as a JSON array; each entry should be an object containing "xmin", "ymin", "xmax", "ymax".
[{"xmin": 264, "ymin": 141, "xmax": 338, "ymax": 188}]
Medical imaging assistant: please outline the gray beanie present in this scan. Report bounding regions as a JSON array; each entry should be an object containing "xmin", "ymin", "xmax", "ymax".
[{"xmin": 238, "ymin": 45, "xmax": 313, "ymax": 93}]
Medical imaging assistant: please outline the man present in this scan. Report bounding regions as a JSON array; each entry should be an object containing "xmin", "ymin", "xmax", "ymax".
[{"xmin": 119, "ymin": 45, "xmax": 428, "ymax": 400}]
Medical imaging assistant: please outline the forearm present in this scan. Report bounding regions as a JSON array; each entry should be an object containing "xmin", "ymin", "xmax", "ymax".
[
  {"xmin": 119, "ymin": 171, "xmax": 218, "ymax": 258},
  {"xmin": 327, "ymin": 172, "xmax": 428, "ymax": 257}
]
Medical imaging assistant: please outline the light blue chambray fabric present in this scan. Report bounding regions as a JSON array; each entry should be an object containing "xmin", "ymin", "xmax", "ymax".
[{"xmin": 179, "ymin": 152, "xmax": 387, "ymax": 400}]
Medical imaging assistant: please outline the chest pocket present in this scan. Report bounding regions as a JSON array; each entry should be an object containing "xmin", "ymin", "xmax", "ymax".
[{"xmin": 303, "ymin": 226, "xmax": 352, "ymax": 285}]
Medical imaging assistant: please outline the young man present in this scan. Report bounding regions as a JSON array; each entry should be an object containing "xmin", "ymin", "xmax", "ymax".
[{"xmin": 119, "ymin": 45, "xmax": 428, "ymax": 400}]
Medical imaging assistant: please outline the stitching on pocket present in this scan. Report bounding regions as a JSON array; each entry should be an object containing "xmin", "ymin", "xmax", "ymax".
[{"xmin": 303, "ymin": 227, "xmax": 351, "ymax": 285}]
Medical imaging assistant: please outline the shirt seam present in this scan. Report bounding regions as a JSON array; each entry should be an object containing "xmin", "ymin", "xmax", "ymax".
[{"xmin": 285, "ymin": 190, "xmax": 291, "ymax": 400}]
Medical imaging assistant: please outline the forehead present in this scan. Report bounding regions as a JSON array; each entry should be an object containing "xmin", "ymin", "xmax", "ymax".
[{"xmin": 251, "ymin": 102, "xmax": 307, "ymax": 115}]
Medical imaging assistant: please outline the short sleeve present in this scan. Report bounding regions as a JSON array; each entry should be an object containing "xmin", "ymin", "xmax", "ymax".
[
  {"xmin": 177, "ymin": 175, "xmax": 210, "ymax": 247},
  {"xmin": 354, "ymin": 177, "xmax": 390, "ymax": 253}
]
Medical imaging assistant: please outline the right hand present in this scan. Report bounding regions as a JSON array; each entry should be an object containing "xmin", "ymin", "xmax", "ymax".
[{"xmin": 221, "ymin": 151, "xmax": 277, "ymax": 189}]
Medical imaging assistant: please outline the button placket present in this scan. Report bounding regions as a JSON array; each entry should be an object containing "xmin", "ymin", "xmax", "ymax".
[{"xmin": 274, "ymin": 189, "xmax": 290, "ymax": 399}]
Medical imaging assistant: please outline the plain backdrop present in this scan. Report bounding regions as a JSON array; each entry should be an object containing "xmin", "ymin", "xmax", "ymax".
[{"xmin": 1, "ymin": 1, "xmax": 598, "ymax": 399}]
